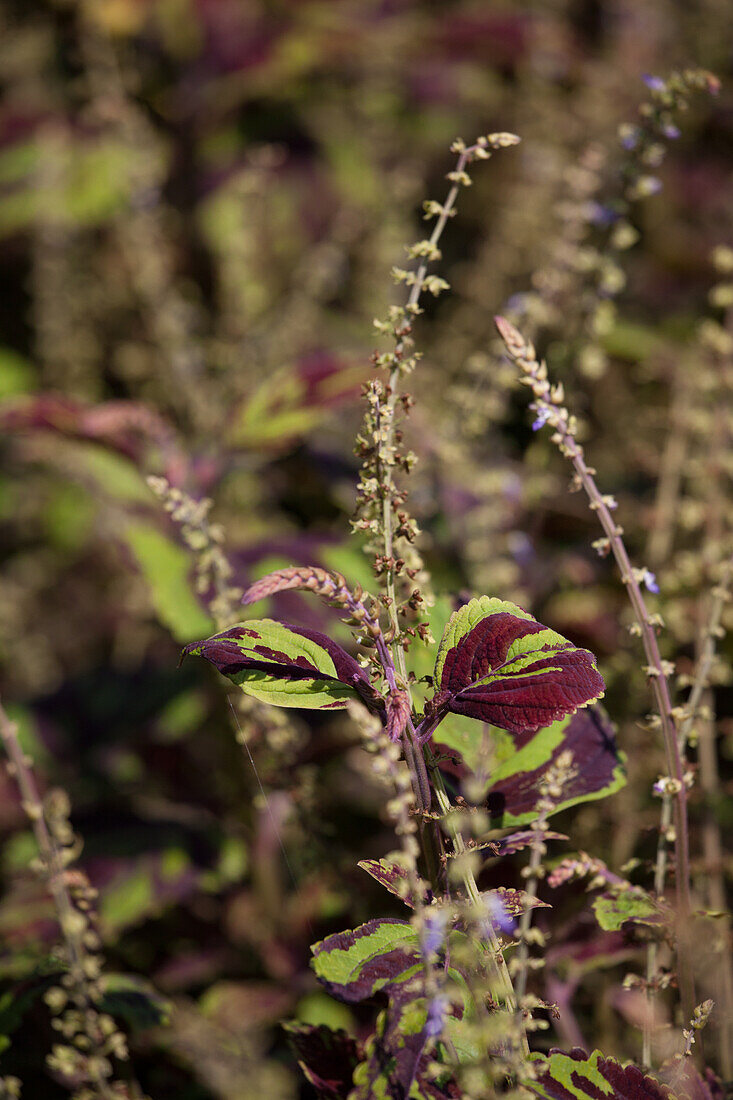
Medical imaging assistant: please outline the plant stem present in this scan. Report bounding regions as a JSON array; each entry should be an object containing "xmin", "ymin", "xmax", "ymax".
[
  {"xmin": 425, "ymin": 746, "xmax": 529, "ymax": 1056},
  {"xmin": 495, "ymin": 317, "xmax": 696, "ymax": 1028},
  {"xmin": 0, "ymin": 698, "xmax": 117, "ymax": 1100}
]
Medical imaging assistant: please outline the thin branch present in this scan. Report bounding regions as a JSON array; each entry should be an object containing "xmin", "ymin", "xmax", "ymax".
[{"xmin": 495, "ymin": 316, "xmax": 696, "ymax": 1027}]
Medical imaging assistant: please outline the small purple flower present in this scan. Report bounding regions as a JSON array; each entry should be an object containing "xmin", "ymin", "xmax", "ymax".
[
  {"xmin": 532, "ymin": 406, "xmax": 551, "ymax": 432},
  {"xmin": 643, "ymin": 73, "xmax": 666, "ymax": 92},
  {"xmin": 421, "ymin": 910, "xmax": 448, "ymax": 957},
  {"xmin": 588, "ymin": 202, "xmax": 619, "ymax": 227},
  {"xmin": 505, "ymin": 292, "xmax": 528, "ymax": 315},
  {"xmin": 662, "ymin": 123, "xmax": 681, "ymax": 140},
  {"xmin": 425, "ymin": 995, "xmax": 449, "ymax": 1038},
  {"xmin": 619, "ymin": 125, "xmax": 640, "ymax": 151},
  {"xmin": 484, "ymin": 891, "xmax": 515, "ymax": 935},
  {"xmin": 641, "ymin": 569, "xmax": 660, "ymax": 594}
]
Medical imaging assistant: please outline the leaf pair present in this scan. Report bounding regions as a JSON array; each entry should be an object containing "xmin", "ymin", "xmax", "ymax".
[{"xmin": 184, "ymin": 582, "xmax": 605, "ymax": 745}]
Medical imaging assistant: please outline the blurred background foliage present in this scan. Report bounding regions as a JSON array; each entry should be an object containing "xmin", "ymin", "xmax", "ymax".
[{"xmin": 0, "ymin": 0, "xmax": 732, "ymax": 1096}]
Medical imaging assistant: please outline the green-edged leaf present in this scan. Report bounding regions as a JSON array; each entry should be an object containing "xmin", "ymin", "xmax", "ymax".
[
  {"xmin": 310, "ymin": 919, "xmax": 419, "ymax": 1002},
  {"xmin": 429, "ymin": 597, "xmax": 605, "ymax": 738},
  {"xmin": 527, "ymin": 1048, "xmax": 672, "ymax": 1100},
  {"xmin": 309, "ymin": 922, "xmax": 462, "ymax": 1098},
  {"xmin": 183, "ymin": 620, "xmax": 383, "ymax": 712},
  {"xmin": 436, "ymin": 708, "xmax": 626, "ymax": 827},
  {"xmin": 350, "ymin": 984, "xmax": 457, "ymax": 1100},
  {"xmin": 592, "ymin": 888, "xmax": 666, "ymax": 932}
]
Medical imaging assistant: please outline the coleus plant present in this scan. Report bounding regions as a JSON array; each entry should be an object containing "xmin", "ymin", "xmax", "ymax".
[
  {"xmin": 182, "ymin": 566, "xmax": 634, "ymax": 1096},
  {"xmin": 183, "ymin": 568, "xmax": 607, "ymax": 752}
]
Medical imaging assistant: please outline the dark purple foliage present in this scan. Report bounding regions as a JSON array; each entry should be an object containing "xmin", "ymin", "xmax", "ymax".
[
  {"xmin": 484, "ymin": 709, "xmax": 621, "ymax": 823},
  {"xmin": 432, "ymin": 611, "xmax": 604, "ymax": 736},
  {"xmin": 284, "ymin": 1023, "xmax": 362, "ymax": 1100}
]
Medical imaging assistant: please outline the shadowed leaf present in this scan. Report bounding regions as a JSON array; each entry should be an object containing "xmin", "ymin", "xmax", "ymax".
[
  {"xmin": 284, "ymin": 1023, "xmax": 362, "ymax": 1100},
  {"xmin": 436, "ymin": 708, "xmax": 625, "ymax": 827},
  {"xmin": 657, "ymin": 1058, "xmax": 725, "ymax": 1100}
]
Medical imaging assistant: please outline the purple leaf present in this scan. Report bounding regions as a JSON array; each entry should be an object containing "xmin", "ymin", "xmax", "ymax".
[
  {"xmin": 475, "ymin": 830, "xmax": 568, "ymax": 858},
  {"xmin": 429, "ymin": 597, "xmax": 605, "ymax": 738},
  {"xmin": 483, "ymin": 709, "xmax": 625, "ymax": 827},
  {"xmin": 657, "ymin": 1059, "xmax": 725, "ymax": 1100},
  {"xmin": 284, "ymin": 1023, "xmax": 362, "ymax": 1100}
]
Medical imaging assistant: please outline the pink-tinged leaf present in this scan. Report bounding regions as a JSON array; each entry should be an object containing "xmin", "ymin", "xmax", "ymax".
[
  {"xmin": 1, "ymin": 394, "xmax": 177, "ymax": 463},
  {"xmin": 430, "ymin": 597, "xmax": 604, "ymax": 736},
  {"xmin": 183, "ymin": 619, "xmax": 383, "ymax": 713},
  {"xmin": 657, "ymin": 1059, "xmax": 725, "ymax": 1100},
  {"xmin": 241, "ymin": 566, "xmax": 339, "ymax": 607},
  {"xmin": 527, "ymin": 1048, "xmax": 673, "ymax": 1100},
  {"xmin": 357, "ymin": 859, "xmax": 432, "ymax": 909}
]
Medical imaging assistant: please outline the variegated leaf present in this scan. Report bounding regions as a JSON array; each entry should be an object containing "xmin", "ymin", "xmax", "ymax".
[
  {"xmin": 183, "ymin": 620, "xmax": 382, "ymax": 712},
  {"xmin": 435, "ymin": 708, "xmax": 625, "ymax": 828},
  {"xmin": 430, "ymin": 597, "xmax": 605, "ymax": 736},
  {"xmin": 528, "ymin": 1048, "xmax": 672, "ymax": 1100}
]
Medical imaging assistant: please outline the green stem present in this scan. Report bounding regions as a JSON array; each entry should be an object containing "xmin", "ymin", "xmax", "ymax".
[{"xmin": 425, "ymin": 745, "xmax": 529, "ymax": 1057}]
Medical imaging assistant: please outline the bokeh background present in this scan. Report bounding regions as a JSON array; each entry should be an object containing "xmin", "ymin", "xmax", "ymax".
[{"xmin": 0, "ymin": 1, "xmax": 732, "ymax": 1096}]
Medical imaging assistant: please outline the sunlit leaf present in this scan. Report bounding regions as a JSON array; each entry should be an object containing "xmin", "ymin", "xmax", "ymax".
[
  {"xmin": 435, "ymin": 708, "xmax": 625, "ymax": 828},
  {"xmin": 310, "ymin": 918, "xmax": 420, "ymax": 1002},
  {"xmin": 125, "ymin": 522, "xmax": 214, "ymax": 643},
  {"xmin": 430, "ymin": 597, "xmax": 605, "ymax": 737},
  {"xmin": 184, "ymin": 620, "xmax": 383, "ymax": 712}
]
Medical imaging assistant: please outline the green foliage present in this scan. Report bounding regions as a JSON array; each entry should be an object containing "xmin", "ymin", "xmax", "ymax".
[
  {"xmin": 124, "ymin": 521, "xmax": 214, "ymax": 642},
  {"xmin": 592, "ymin": 888, "xmax": 663, "ymax": 932}
]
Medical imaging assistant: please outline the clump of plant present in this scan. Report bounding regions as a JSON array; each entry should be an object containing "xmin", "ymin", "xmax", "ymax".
[{"xmin": 179, "ymin": 132, "xmax": 724, "ymax": 1098}]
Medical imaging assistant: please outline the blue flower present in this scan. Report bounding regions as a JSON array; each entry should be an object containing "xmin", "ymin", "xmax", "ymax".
[
  {"xmin": 643, "ymin": 73, "xmax": 666, "ymax": 92},
  {"xmin": 641, "ymin": 569, "xmax": 659, "ymax": 594},
  {"xmin": 421, "ymin": 910, "xmax": 448, "ymax": 957},
  {"xmin": 484, "ymin": 891, "xmax": 515, "ymax": 934},
  {"xmin": 425, "ymin": 995, "xmax": 449, "ymax": 1038},
  {"xmin": 662, "ymin": 123, "xmax": 681, "ymax": 140},
  {"xmin": 532, "ymin": 406, "xmax": 550, "ymax": 432},
  {"xmin": 588, "ymin": 202, "xmax": 619, "ymax": 227}
]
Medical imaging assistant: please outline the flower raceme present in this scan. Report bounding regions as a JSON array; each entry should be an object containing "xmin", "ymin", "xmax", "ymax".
[{"xmin": 183, "ymin": 568, "xmax": 605, "ymax": 747}]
